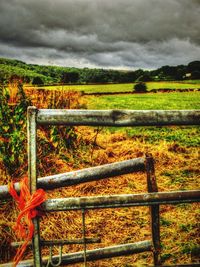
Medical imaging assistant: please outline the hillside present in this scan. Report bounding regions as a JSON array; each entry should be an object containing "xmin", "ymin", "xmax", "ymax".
[{"xmin": 0, "ymin": 57, "xmax": 200, "ymax": 85}]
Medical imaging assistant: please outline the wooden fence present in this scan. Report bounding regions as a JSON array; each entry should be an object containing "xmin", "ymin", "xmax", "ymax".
[{"xmin": 2, "ymin": 107, "xmax": 200, "ymax": 267}]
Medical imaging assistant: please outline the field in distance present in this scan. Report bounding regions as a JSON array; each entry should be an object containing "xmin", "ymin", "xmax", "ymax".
[{"xmin": 27, "ymin": 80, "xmax": 200, "ymax": 93}]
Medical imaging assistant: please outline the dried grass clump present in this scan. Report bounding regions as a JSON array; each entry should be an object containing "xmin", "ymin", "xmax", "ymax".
[{"xmin": 25, "ymin": 88, "xmax": 86, "ymax": 109}]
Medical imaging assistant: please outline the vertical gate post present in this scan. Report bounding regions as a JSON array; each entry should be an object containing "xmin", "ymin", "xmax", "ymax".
[
  {"xmin": 146, "ymin": 154, "xmax": 161, "ymax": 266},
  {"xmin": 27, "ymin": 106, "xmax": 42, "ymax": 266},
  {"xmin": 82, "ymin": 209, "xmax": 87, "ymax": 267}
]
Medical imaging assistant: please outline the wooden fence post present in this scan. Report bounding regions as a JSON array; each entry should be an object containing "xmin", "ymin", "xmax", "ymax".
[{"xmin": 146, "ymin": 154, "xmax": 161, "ymax": 266}]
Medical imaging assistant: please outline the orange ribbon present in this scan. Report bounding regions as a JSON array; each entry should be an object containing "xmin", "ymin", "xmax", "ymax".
[{"xmin": 9, "ymin": 177, "xmax": 46, "ymax": 266}]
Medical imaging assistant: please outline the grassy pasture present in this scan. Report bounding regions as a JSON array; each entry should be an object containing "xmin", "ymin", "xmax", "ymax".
[
  {"xmin": 86, "ymin": 91, "xmax": 200, "ymax": 110},
  {"xmin": 181, "ymin": 79, "xmax": 200, "ymax": 84},
  {"xmin": 86, "ymin": 92, "xmax": 200, "ymax": 147},
  {"xmin": 28, "ymin": 80, "xmax": 200, "ymax": 93}
]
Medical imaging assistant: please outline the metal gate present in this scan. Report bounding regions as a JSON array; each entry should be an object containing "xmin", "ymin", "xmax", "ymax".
[{"xmin": 2, "ymin": 108, "xmax": 200, "ymax": 266}]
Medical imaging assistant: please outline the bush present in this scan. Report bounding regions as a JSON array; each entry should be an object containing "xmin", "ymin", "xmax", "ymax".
[
  {"xmin": 32, "ymin": 76, "xmax": 44, "ymax": 85},
  {"xmin": 134, "ymin": 82, "xmax": 147, "ymax": 93}
]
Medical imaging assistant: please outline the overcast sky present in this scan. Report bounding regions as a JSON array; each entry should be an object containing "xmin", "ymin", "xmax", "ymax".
[{"xmin": 0, "ymin": 0, "xmax": 200, "ymax": 70}]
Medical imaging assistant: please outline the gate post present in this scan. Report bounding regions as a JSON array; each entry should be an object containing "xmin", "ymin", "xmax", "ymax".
[
  {"xmin": 27, "ymin": 106, "xmax": 42, "ymax": 266},
  {"xmin": 146, "ymin": 154, "xmax": 161, "ymax": 266}
]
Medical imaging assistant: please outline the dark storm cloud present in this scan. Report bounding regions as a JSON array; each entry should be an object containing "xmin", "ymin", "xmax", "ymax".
[{"xmin": 0, "ymin": 0, "xmax": 199, "ymax": 69}]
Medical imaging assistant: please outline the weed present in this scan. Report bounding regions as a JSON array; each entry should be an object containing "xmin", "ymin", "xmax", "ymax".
[
  {"xmin": 160, "ymin": 218, "xmax": 172, "ymax": 226},
  {"xmin": 0, "ymin": 80, "xmax": 31, "ymax": 175},
  {"xmin": 181, "ymin": 243, "xmax": 199, "ymax": 254},
  {"xmin": 179, "ymin": 224, "xmax": 193, "ymax": 232},
  {"xmin": 161, "ymin": 171, "xmax": 173, "ymax": 177},
  {"xmin": 161, "ymin": 253, "xmax": 172, "ymax": 262}
]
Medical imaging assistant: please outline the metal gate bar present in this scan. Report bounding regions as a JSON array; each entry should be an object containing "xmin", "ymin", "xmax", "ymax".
[
  {"xmin": 0, "ymin": 157, "xmax": 145, "ymax": 200},
  {"xmin": 2, "ymin": 241, "xmax": 152, "ymax": 267},
  {"xmin": 41, "ymin": 190, "xmax": 200, "ymax": 211},
  {"xmin": 36, "ymin": 109, "xmax": 200, "ymax": 126},
  {"xmin": 11, "ymin": 238, "xmax": 101, "ymax": 248}
]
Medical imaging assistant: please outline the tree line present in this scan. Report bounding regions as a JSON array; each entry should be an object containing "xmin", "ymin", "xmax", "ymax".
[{"xmin": 0, "ymin": 57, "xmax": 200, "ymax": 85}]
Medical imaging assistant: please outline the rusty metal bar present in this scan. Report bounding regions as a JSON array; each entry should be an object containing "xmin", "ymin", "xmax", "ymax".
[
  {"xmin": 27, "ymin": 106, "xmax": 42, "ymax": 267},
  {"xmin": 42, "ymin": 190, "xmax": 200, "ymax": 212},
  {"xmin": 0, "ymin": 157, "xmax": 145, "ymax": 200},
  {"xmin": 37, "ymin": 109, "xmax": 200, "ymax": 126},
  {"xmin": 11, "ymin": 238, "xmax": 101, "ymax": 248},
  {"xmin": 2, "ymin": 240, "xmax": 152, "ymax": 266},
  {"xmin": 146, "ymin": 155, "xmax": 160, "ymax": 266}
]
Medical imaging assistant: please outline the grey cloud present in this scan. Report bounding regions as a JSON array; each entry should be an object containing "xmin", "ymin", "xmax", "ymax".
[
  {"xmin": 86, "ymin": 39, "xmax": 200, "ymax": 69},
  {"xmin": 0, "ymin": 0, "xmax": 199, "ymax": 69}
]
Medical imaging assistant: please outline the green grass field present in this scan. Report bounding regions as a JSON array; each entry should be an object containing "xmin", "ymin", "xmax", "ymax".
[
  {"xmin": 181, "ymin": 79, "xmax": 200, "ymax": 84},
  {"xmin": 86, "ymin": 91, "xmax": 200, "ymax": 110},
  {"xmin": 85, "ymin": 92, "xmax": 200, "ymax": 147},
  {"xmin": 29, "ymin": 81, "xmax": 200, "ymax": 93}
]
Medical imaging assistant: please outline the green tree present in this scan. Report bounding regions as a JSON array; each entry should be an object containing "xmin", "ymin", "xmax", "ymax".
[
  {"xmin": 191, "ymin": 71, "xmax": 200, "ymax": 79},
  {"xmin": 187, "ymin": 61, "xmax": 200, "ymax": 72},
  {"xmin": 137, "ymin": 72, "xmax": 153, "ymax": 82},
  {"xmin": 62, "ymin": 71, "xmax": 79, "ymax": 83}
]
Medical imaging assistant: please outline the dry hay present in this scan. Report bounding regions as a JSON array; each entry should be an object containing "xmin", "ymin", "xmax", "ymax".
[
  {"xmin": 25, "ymin": 88, "xmax": 86, "ymax": 109},
  {"xmin": 0, "ymin": 126, "xmax": 199, "ymax": 266}
]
